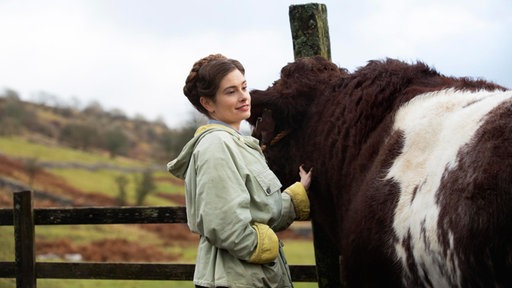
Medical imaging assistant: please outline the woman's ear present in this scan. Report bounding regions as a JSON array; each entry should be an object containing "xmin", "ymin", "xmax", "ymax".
[{"xmin": 200, "ymin": 97, "xmax": 215, "ymax": 114}]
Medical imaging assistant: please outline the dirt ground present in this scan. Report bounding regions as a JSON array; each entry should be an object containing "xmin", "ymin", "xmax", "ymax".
[{"xmin": 36, "ymin": 237, "xmax": 182, "ymax": 262}]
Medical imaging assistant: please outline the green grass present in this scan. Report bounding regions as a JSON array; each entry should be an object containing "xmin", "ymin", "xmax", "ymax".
[
  {"xmin": 282, "ymin": 239, "xmax": 316, "ymax": 264},
  {"xmin": 0, "ymin": 136, "xmax": 184, "ymax": 206},
  {"xmin": 35, "ymin": 224, "xmax": 165, "ymax": 246},
  {"xmin": 0, "ymin": 136, "xmax": 143, "ymax": 167},
  {"xmin": 0, "ymin": 226, "xmax": 14, "ymax": 261},
  {"xmin": 0, "ymin": 279, "xmax": 16, "ymax": 287},
  {"xmin": 0, "ymin": 226, "xmax": 17, "ymax": 288},
  {"xmin": 163, "ymin": 245, "xmax": 197, "ymax": 264},
  {"xmin": 49, "ymin": 168, "xmax": 182, "ymax": 206},
  {"xmin": 293, "ymin": 283, "xmax": 318, "ymax": 288},
  {"xmin": 50, "ymin": 169, "xmax": 127, "ymax": 192}
]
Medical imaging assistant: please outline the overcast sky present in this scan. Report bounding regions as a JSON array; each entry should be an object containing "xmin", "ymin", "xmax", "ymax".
[{"xmin": 1, "ymin": 0, "xmax": 511, "ymax": 128}]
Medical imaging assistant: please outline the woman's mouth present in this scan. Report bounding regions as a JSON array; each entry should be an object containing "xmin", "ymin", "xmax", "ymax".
[{"xmin": 236, "ymin": 104, "xmax": 250, "ymax": 111}]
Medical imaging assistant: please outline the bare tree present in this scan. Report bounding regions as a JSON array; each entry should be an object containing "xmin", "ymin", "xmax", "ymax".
[
  {"xmin": 134, "ymin": 169, "xmax": 156, "ymax": 206},
  {"xmin": 24, "ymin": 157, "xmax": 42, "ymax": 187},
  {"xmin": 115, "ymin": 174, "xmax": 129, "ymax": 206}
]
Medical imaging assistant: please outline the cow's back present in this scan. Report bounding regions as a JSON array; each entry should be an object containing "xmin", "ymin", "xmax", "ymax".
[{"xmin": 346, "ymin": 88, "xmax": 512, "ymax": 287}]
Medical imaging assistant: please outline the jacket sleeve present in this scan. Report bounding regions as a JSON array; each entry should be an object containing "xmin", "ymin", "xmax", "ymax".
[
  {"xmin": 270, "ymin": 182, "xmax": 310, "ymax": 232},
  {"xmin": 192, "ymin": 135, "xmax": 278, "ymax": 263},
  {"xmin": 284, "ymin": 182, "xmax": 310, "ymax": 220}
]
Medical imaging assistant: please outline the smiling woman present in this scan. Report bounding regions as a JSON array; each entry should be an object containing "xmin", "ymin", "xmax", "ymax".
[{"xmin": 167, "ymin": 54, "xmax": 312, "ymax": 288}]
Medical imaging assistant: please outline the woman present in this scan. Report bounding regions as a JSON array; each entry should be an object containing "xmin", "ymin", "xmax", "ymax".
[{"xmin": 167, "ymin": 54, "xmax": 312, "ymax": 288}]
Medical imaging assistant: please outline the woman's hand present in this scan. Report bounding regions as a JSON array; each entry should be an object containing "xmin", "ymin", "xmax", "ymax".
[{"xmin": 299, "ymin": 165, "xmax": 313, "ymax": 191}]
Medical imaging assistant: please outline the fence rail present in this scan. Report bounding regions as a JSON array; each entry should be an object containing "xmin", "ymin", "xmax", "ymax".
[{"xmin": 0, "ymin": 190, "xmax": 317, "ymax": 287}]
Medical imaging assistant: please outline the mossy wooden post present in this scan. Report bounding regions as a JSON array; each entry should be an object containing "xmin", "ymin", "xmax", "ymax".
[
  {"xmin": 289, "ymin": 3, "xmax": 331, "ymax": 60},
  {"xmin": 289, "ymin": 3, "xmax": 342, "ymax": 288}
]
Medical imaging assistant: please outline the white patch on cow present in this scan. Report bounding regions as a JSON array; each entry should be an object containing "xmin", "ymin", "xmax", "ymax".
[{"xmin": 386, "ymin": 88, "xmax": 512, "ymax": 287}]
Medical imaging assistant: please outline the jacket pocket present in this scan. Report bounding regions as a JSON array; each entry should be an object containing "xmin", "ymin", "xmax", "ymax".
[{"xmin": 253, "ymin": 168, "xmax": 282, "ymax": 196}]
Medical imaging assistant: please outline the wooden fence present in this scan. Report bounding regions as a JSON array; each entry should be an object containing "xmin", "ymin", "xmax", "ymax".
[{"xmin": 0, "ymin": 190, "xmax": 317, "ymax": 287}]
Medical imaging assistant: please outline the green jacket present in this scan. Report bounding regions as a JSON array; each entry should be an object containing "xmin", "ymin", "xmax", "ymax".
[{"xmin": 167, "ymin": 124, "xmax": 309, "ymax": 288}]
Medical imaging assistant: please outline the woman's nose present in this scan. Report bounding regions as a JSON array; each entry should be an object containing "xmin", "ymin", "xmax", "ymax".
[{"xmin": 240, "ymin": 91, "xmax": 250, "ymax": 101}]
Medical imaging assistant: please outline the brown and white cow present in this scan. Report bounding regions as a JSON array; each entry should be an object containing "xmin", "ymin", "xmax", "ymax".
[{"xmin": 247, "ymin": 56, "xmax": 512, "ymax": 287}]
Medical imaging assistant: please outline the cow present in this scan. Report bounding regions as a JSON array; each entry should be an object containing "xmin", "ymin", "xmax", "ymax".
[{"xmin": 247, "ymin": 56, "xmax": 512, "ymax": 287}]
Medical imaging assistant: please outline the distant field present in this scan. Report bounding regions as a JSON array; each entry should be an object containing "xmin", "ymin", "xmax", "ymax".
[
  {"xmin": 0, "ymin": 136, "xmax": 184, "ymax": 206},
  {"xmin": 0, "ymin": 136, "xmax": 143, "ymax": 167}
]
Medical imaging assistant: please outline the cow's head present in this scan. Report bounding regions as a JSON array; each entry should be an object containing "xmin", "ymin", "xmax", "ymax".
[
  {"xmin": 247, "ymin": 56, "xmax": 347, "ymax": 184},
  {"xmin": 248, "ymin": 56, "xmax": 347, "ymax": 149}
]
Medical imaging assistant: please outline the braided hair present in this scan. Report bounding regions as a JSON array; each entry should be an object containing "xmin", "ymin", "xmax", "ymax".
[{"xmin": 183, "ymin": 54, "xmax": 245, "ymax": 116}]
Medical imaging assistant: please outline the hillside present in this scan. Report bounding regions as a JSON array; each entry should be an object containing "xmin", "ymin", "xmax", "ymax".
[
  {"xmin": 0, "ymin": 90, "xmax": 194, "ymax": 209},
  {"xmin": 0, "ymin": 90, "xmax": 199, "ymax": 161},
  {"xmin": 0, "ymin": 135, "xmax": 198, "ymax": 265}
]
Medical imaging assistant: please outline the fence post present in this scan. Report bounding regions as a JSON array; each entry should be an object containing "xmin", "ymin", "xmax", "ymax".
[
  {"xmin": 13, "ymin": 190, "xmax": 36, "ymax": 288},
  {"xmin": 289, "ymin": 3, "xmax": 342, "ymax": 288},
  {"xmin": 289, "ymin": 3, "xmax": 331, "ymax": 60}
]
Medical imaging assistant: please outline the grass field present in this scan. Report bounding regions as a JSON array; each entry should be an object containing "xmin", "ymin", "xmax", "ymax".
[{"xmin": 0, "ymin": 136, "xmax": 144, "ymax": 167}]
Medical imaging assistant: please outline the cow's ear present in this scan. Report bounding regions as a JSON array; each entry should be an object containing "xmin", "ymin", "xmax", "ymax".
[
  {"xmin": 253, "ymin": 109, "xmax": 276, "ymax": 147},
  {"xmin": 247, "ymin": 89, "xmax": 272, "ymax": 126}
]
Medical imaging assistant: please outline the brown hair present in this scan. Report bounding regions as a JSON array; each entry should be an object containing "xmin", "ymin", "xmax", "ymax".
[{"xmin": 183, "ymin": 54, "xmax": 246, "ymax": 115}]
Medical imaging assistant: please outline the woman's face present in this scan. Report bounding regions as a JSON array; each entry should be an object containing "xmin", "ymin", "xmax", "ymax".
[{"xmin": 201, "ymin": 69, "xmax": 251, "ymax": 130}]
